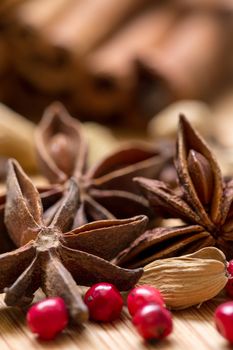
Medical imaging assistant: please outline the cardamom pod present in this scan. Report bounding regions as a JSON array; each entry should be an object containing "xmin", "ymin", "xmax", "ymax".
[
  {"xmin": 139, "ymin": 247, "xmax": 227, "ymax": 309},
  {"xmin": 0, "ymin": 103, "xmax": 37, "ymax": 173},
  {"xmin": 148, "ymin": 100, "xmax": 212, "ymax": 140},
  {"xmin": 83, "ymin": 122, "xmax": 117, "ymax": 165}
]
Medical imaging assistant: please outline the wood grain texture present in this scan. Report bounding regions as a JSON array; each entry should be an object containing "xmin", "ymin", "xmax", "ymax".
[{"xmin": 0, "ymin": 293, "xmax": 231, "ymax": 350}]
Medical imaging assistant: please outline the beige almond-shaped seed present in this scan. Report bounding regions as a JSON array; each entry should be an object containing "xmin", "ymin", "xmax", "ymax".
[
  {"xmin": 139, "ymin": 247, "xmax": 227, "ymax": 309},
  {"xmin": 186, "ymin": 246, "xmax": 226, "ymax": 264}
]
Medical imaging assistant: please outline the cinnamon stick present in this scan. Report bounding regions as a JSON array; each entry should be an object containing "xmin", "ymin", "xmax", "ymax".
[
  {"xmin": 0, "ymin": 0, "xmax": 27, "ymax": 16},
  {"xmin": 6, "ymin": 0, "xmax": 80, "ymax": 93},
  {"xmin": 7, "ymin": 0, "xmax": 150, "ymax": 94},
  {"xmin": 135, "ymin": 12, "xmax": 232, "ymax": 117},
  {"xmin": 45, "ymin": 0, "xmax": 151, "ymax": 55},
  {"xmin": 88, "ymin": 5, "xmax": 177, "ymax": 79},
  {"xmin": 175, "ymin": 0, "xmax": 233, "ymax": 13},
  {"xmin": 71, "ymin": 4, "xmax": 178, "ymax": 121},
  {"xmin": 0, "ymin": 36, "xmax": 8, "ymax": 76}
]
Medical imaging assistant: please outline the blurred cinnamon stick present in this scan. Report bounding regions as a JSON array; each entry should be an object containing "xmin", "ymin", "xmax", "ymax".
[
  {"xmin": 7, "ymin": 0, "xmax": 150, "ymax": 94},
  {"xmin": 2, "ymin": 0, "xmax": 233, "ymax": 126},
  {"xmin": 71, "ymin": 4, "xmax": 178, "ymax": 121},
  {"xmin": 0, "ymin": 0, "xmax": 27, "ymax": 15},
  {"xmin": 6, "ymin": 0, "xmax": 76, "ymax": 93},
  {"xmin": 135, "ymin": 12, "xmax": 232, "ymax": 118},
  {"xmin": 0, "ymin": 37, "xmax": 8, "ymax": 76},
  {"xmin": 87, "ymin": 4, "xmax": 177, "ymax": 81},
  {"xmin": 0, "ymin": 1, "xmax": 22, "ymax": 80},
  {"xmin": 175, "ymin": 0, "xmax": 233, "ymax": 12}
]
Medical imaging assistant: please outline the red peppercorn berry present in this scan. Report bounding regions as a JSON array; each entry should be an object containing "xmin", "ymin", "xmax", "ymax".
[
  {"xmin": 84, "ymin": 282, "xmax": 123, "ymax": 322},
  {"xmin": 127, "ymin": 285, "xmax": 165, "ymax": 316},
  {"xmin": 27, "ymin": 297, "xmax": 68, "ymax": 340},
  {"xmin": 133, "ymin": 303, "xmax": 173, "ymax": 341},
  {"xmin": 215, "ymin": 301, "xmax": 233, "ymax": 343},
  {"xmin": 226, "ymin": 277, "xmax": 233, "ymax": 298},
  {"xmin": 227, "ymin": 260, "xmax": 233, "ymax": 276}
]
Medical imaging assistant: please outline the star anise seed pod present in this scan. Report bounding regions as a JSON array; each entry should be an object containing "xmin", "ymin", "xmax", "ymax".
[
  {"xmin": 0, "ymin": 185, "xmax": 63, "ymax": 254},
  {"xmin": 113, "ymin": 115, "xmax": 233, "ymax": 267},
  {"xmin": 1, "ymin": 159, "xmax": 145, "ymax": 323},
  {"xmin": 35, "ymin": 102, "xmax": 172, "ymax": 226}
]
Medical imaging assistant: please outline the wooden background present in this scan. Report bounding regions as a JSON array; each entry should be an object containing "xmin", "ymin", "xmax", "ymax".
[{"xmin": 0, "ymin": 293, "xmax": 231, "ymax": 350}]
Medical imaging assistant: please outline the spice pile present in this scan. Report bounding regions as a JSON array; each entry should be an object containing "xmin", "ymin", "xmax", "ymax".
[
  {"xmin": 0, "ymin": 103, "xmax": 233, "ymax": 345},
  {"xmin": 0, "ymin": 0, "xmax": 232, "ymax": 125}
]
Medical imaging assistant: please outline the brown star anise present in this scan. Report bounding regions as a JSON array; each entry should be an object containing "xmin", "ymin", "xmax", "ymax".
[
  {"xmin": 0, "ymin": 159, "xmax": 146, "ymax": 323},
  {"xmin": 35, "ymin": 102, "xmax": 172, "ymax": 226},
  {"xmin": 0, "ymin": 194, "xmax": 15, "ymax": 253},
  {"xmin": 113, "ymin": 115, "xmax": 233, "ymax": 268},
  {"xmin": 0, "ymin": 184, "xmax": 62, "ymax": 254}
]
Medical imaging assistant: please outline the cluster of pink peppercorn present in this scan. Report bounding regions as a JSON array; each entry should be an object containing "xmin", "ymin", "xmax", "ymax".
[
  {"xmin": 84, "ymin": 283, "xmax": 173, "ymax": 340},
  {"xmin": 26, "ymin": 283, "xmax": 173, "ymax": 341},
  {"xmin": 127, "ymin": 285, "xmax": 172, "ymax": 340},
  {"xmin": 26, "ymin": 267, "xmax": 233, "ymax": 344}
]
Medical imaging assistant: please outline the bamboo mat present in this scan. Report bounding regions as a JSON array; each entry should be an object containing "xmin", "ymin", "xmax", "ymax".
[{"xmin": 0, "ymin": 293, "xmax": 230, "ymax": 350}]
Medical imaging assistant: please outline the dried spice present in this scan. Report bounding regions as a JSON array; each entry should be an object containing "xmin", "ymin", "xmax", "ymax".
[
  {"xmin": 81, "ymin": 3, "xmax": 177, "ymax": 121},
  {"xmin": 147, "ymin": 100, "xmax": 213, "ymax": 140},
  {"xmin": 0, "ymin": 102, "xmax": 37, "ymax": 173},
  {"xmin": 136, "ymin": 13, "xmax": 231, "ymax": 118},
  {"xmin": 35, "ymin": 102, "xmax": 171, "ymax": 226},
  {"xmin": 139, "ymin": 247, "xmax": 227, "ymax": 309},
  {"xmin": 0, "ymin": 184, "xmax": 62, "ymax": 254},
  {"xmin": 4, "ymin": 0, "xmax": 232, "ymax": 126},
  {"xmin": 0, "ymin": 193, "xmax": 15, "ymax": 253},
  {"xmin": 114, "ymin": 115, "xmax": 233, "ymax": 268},
  {"xmin": 0, "ymin": 159, "xmax": 146, "ymax": 323},
  {"xmin": 7, "ymin": 0, "xmax": 148, "ymax": 94}
]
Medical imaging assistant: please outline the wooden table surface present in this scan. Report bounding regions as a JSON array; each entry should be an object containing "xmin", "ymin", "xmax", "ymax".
[{"xmin": 0, "ymin": 293, "xmax": 231, "ymax": 350}]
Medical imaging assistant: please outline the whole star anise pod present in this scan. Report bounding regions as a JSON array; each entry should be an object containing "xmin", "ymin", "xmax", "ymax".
[
  {"xmin": 0, "ymin": 185, "xmax": 62, "ymax": 254},
  {"xmin": 35, "ymin": 102, "xmax": 172, "ymax": 226},
  {"xmin": 0, "ymin": 159, "xmax": 146, "ymax": 323},
  {"xmin": 113, "ymin": 115, "xmax": 233, "ymax": 268}
]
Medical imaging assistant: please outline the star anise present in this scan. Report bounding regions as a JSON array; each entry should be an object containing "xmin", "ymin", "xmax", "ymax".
[
  {"xmin": 0, "ymin": 159, "xmax": 146, "ymax": 323},
  {"xmin": 0, "ymin": 194, "xmax": 15, "ymax": 253},
  {"xmin": 113, "ymin": 115, "xmax": 233, "ymax": 268},
  {"xmin": 0, "ymin": 184, "xmax": 62, "ymax": 254},
  {"xmin": 35, "ymin": 102, "xmax": 172, "ymax": 226}
]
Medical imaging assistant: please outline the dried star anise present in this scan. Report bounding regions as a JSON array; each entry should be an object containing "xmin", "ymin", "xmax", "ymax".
[
  {"xmin": 0, "ymin": 184, "xmax": 62, "ymax": 254},
  {"xmin": 113, "ymin": 115, "xmax": 233, "ymax": 268},
  {"xmin": 35, "ymin": 102, "xmax": 172, "ymax": 226},
  {"xmin": 0, "ymin": 194, "xmax": 15, "ymax": 253},
  {"xmin": 0, "ymin": 159, "xmax": 146, "ymax": 323}
]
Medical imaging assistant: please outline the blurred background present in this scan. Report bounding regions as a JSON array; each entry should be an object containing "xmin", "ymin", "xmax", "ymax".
[
  {"xmin": 0, "ymin": 0, "xmax": 233, "ymax": 181},
  {"xmin": 0, "ymin": 0, "xmax": 232, "ymax": 126}
]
